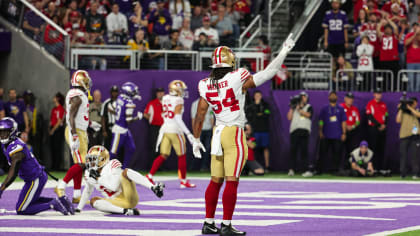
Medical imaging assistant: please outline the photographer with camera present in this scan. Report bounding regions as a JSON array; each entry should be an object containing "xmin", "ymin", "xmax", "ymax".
[
  {"xmin": 396, "ymin": 95, "xmax": 420, "ymax": 179},
  {"xmin": 287, "ymin": 92, "xmax": 313, "ymax": 177},
  {"xmin": 349, "ymin": 141, "xmax": 375, "ymax": 177}
]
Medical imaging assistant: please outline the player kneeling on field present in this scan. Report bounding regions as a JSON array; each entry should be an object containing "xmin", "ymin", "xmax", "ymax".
[
  {"xmin": 76, "ymin": 145, "xmax": 164, "ymax": 215},
  {"xmin": 349, "ymin": 141, "xmax": 375, "ymax": 177},
  {"xmin": 0, "ymin": 117, "xmax": 74, "ymax": 215}
]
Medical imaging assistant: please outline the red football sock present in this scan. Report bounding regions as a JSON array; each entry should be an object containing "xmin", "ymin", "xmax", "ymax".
[
  {"xmin": 150, "ymin": 155, "xmax": 165, "ymax": 175},
  {"xmin": 205, "ymin": 180, "xmax": 223, "ymax": 218},
  {"xmin": 222, "ymin": 181, "xmax": 239, "ymax": 220},
  {"xmin": 178, "ymin": 155, "xmax": 187, "ymax": 179},
  {"xmin": 73, "ymin": 165, "xmax": 83, "ymax": 190},
  {"xmin": 63, "ymin": 164, "xmax": 82, "ymax": 184}
]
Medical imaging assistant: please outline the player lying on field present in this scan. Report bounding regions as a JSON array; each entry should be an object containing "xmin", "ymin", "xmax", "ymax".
[
  {"xmin": 0, "ymin": 117, "xmax": 74, "ymax": 215},
  {"xmin": 76, "ymin": 145, "xmax": 164, "ymax": 215}
]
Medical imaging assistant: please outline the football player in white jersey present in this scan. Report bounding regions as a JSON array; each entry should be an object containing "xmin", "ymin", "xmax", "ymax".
[
  {"xmin": 192, "ymin": 34, "xmax": 295, "ymax": 235},
  {"xmin": 146, "ymin": 80, "xmax": 203, "ymax": 188},
  {"xmin": 55, "ymin": 70, "xmax": 97, "ymax": 204},
  {"xmin": 75, "ymin": 145, "xmax": 164, "ymax": 214}
]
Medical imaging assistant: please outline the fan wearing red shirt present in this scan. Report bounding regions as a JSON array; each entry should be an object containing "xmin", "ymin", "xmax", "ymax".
[
  {"xmin": 381, "ymin": 0, "xmax": 407, "ymax": 16},
  {"xmin": 143, "ymin": 88, "xmax": 165, "ymax": 168},
  {"xmin": 49, "ymin": 93, "xmax": 66, "ymax": 170},
  {"xmin": 376, "ymin": 17, "xmax": 400, "ymax": 81},
  {"xmin": 44, "ymin": 15, "xmax": 64, "ymax": 59},
  {"xmin": 360, "ymin": 12, "xmax": 380, "ymax": 64},
  {"xmin": 340, "ymin": 92, "xmax": 360, "ymax": 164},
  {"xmin": 353, "ymin": 0, "xmax": 378, "ymax": 23},
  {"xmin": 404, "ymin": 24, "xmax": 420, "ymax": 92},
  {"xmin": 365, "ymin": 88, "xmax": 388, "ymax": 171}
]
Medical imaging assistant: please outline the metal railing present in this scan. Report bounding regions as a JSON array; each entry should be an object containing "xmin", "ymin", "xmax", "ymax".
[
  {"xmin": 274, "ymin": 68, "xmax": 332, "ymax": 90},
  {"xmin": 268, "ymin": 0, "xmax": 286, "ymax": 47},
  {"xmin": 198, "ymin": 51, "xmax": 265, "ymax": 71},
  {"xmin": 283, "ymin": 51, "xmax": 333, "ymax": 69},
  {"xmin": 397, "ymin": 70, "xmax": 420, "ymax": 92},
  {"xmin": 238, "ymin": 14, "xmax": 262, "ymax": 48},
  {"xmin": 335, "ymin": 69, "xmax": 394, "ymax": 92},
  {"xmin": 0, "ymin": 0, "xmax": 70, "ymax": 66}
]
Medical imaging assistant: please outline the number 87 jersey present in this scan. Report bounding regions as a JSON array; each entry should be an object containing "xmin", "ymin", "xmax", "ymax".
[{"xmin": 198, "ymin": 68, "xmax": 251, "ymax": 128}]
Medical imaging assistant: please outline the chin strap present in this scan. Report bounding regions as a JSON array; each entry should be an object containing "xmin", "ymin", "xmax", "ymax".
[{"xmin": 87, "ymin": 90, "xmax": 93, "ymax": 101}]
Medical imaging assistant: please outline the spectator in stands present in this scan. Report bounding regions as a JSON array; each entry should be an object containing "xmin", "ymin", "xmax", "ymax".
[
  {"xmin": 243, "ymin": 123, "xmax": 265, "ymax": 176},
  {"xmin": 5, "ymin": 89, "xmax": 29, "ymax": 133},
  {"xmin": 353, "ymin": 8, "xmax": 368, "ymax": 37},
  {"xmin": 194, "ymin": 15, "xmax": 219, "ymax": 45},
  {"xmin": 163, "ymin": 29, "xmax": 186, "ymax": 69},
  {"xmin": 192, "ymin": 32, "xmax": 215, "ymax": 51},
  {"xmin": 396, "ymin": 96, "xmax": 420, "ymax": 179},
  {"xmin": 62, "ymin": 0, "xmax": 78, "ymax": 26},
  {"xmin": 333, "ymin": 55, "xmax": 354, "ymax": 90},
  {"xmin": 357, "ymin": 35, "xmax": 374, "ymax": 70},
  {"xmin": 191, "ymin": 96, "xmax": 214, "ymax": 171},
  {"xmin": 398, "ymin": 19, "xmax": 410, "ymax": 68},
  {"xmin": 127, "ymin": 29, "xmax": 149, "ymax": 53},
  {"xmin": 149, "ymin": 0, "xmax": 172, "ymax": 42},
  {"xmin": 86, "ymin": 2, "xmax": 106, "ymax": 42},
  {"xmin": 225, "ymin": 0, "xmax": 240, "ymax": 40},
  {"xmin": 353, "ymin": 0, "xmax": 378, "ymax": 23},
  {"xmin": 409, "ymin": 0, "xmax": 420, "ymax": 24},
  {"xmin": 382, "ymin": 0, "xmax": 407, "ymax": 16},
  {"xmin": 169, "ymin": 0, "xmax": 191, "ymax": 30},
  {"xmin": 190, "ymin": 5, "xmax": 203, "ymax": 32},
  {"xmin": 85, "ymin": 0, "xmax": 112, "ymax": 17},
  {"xmin": 114, "ymin": 0, "xmax": 133, "ymax": 16},
  {"xmin": 287, "ymin": 91, "xmax": 313, "ymax": 177},
  {"xmin": 144, "ymin": 88, "xmax": 165, "ymax": 168},
  {"xmin": 349, "ymin": 141, "xmax": 375, "ymax": 177},
  {"xmin": 44, "ymin": 14, "xmax": 64, "ymax": 59},
  {"xmin": 257, "ymin": 35, "xmax": 271, "ymax": 69},
  {"xmin": 178, "ymin": 18, "xmax": 194, "ymax": 50},
  {"xmin": 144, "ymin": 34, "xmax": 164, "ymax": 69},
  {"xmin": 246, "ymin": 91, "xmax": 271, "ymax": 172},
  {"xmin": 234, "ymin": 0, "xmax": 252, "ymax": 28},
  {"xmin": 23, "ymin": 0, "xmax": 45, "ymax": 41},
  {"xmin": 376, "ymin": 18, "xmax": 400, "ymax": 80},
  {"xmin": 129, "ymin": 1, "xmax": 148, "ymax": 39},
  {"xmin": 404, "ymin": 23, "xmax": 420, "ymax": 92},
  {"xmin": 88, "ymin": 90, "xmax": 103, "ymax": 147},
  {"xmin": 44, "ymin": 1, "xmax": 57, "ymax": 19},
  {"xmin": 322, "ymin": 0, "xmax": 349, "ymax": 58},
  {"xmin": 65, "ymin": 11, "xmax": 88, "ymax": 45},
  {"xmin": 366, "ymin": 88, "xmax": 388, "ymax": 172},
  {"xmin": 340, "ymin": 92, "xmax": 361, "ymax": 169},
  {"xmin": 106, "ymin": 3, "xmax": 128, "ymax": 44},
  {"xmin": 361, "ymin": 11, "xmax": 381, "ymax": 67},
  {"xmin": 317, "ymin": 91, "xmax": 347, "ymax": 174},
  {"xmin": 101, "ymin": 85, "xmax": 118, "ymax": 150},
  {"xmin": 49, "ymin": 92, "xmax": 65, "ymax": 171},
  {"xmin": 387, "ymin": 2, "xmax": 407, "ymax": 25},
  {"xmin": 211, "ymin": 4, "xmax": 234, "ymax": 47}
]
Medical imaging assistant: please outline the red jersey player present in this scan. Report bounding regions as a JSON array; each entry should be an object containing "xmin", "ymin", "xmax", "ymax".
[{"xmin": 192, "ymin": 34, "xmax": 295, "ymax": 235}]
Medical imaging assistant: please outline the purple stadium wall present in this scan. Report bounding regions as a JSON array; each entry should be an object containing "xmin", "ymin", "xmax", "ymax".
[{"xmin": 89, "ymin": 70, "xmax": 412, "ymax": 172}]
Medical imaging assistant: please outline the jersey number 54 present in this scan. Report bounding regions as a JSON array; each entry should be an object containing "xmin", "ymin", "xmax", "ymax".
[{"xmin": 205, "ymin": 88, "xmax": 239, "ymax": 114}]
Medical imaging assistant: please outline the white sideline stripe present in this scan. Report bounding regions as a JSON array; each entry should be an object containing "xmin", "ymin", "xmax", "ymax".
[
  {"xmin": 365, "ymin": 225, "xmax": 420, "ymax": 236},
  {"xmin": 0, "ymin": 213, "xmax": 299, "ymax": 226},
  {"xmin": 0, "ymin": 227, "xmax": 201, "ymax": 236},
  {"xmin": 139, "ymin": 210, "xmax": 392, "ymax": 221}
]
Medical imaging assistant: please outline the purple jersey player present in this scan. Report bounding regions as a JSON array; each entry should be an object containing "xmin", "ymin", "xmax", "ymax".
[
  {"xmin": 322, "ymin": 0, "xmax": 349, "ymax": 57},
  {"xmin": 110, "ymin": 82, "xmax": 143, "ymax": 168},
  {"xmin": 0, "ymin": 117, "xmax": 74, "ymax": 215}
]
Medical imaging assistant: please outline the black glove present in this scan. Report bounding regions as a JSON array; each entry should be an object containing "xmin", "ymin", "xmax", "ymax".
[
  {"xmin": 151, "ymin": 182, "xmax": 165, "ymax": 198},
  {"xmin": 89, "ymin": 169, "xmax": 100, "ymax": 180}
]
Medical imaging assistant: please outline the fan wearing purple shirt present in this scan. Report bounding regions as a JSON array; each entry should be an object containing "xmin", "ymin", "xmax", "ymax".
[
  {"xmin": 4, "ymin": 89, "xmax": 29, "ymax": 133},
  {"xmin": 317, "ymin": 91, "xmax": 347, "ymax": 174},
  {"xmin": 149, "ymin": 0, "xmax": 172, "ymax": 38},
  {"xmin": 22, "ymin": 0, "xmax": 45, "ymax": 41},
  {"xmin": 322, "ymin": 0, "xmax": 349, "ymax": 58}
]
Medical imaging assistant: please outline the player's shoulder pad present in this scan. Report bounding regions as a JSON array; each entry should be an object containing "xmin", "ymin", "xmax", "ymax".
[
  {"xmin": 326, "ymin": 10, "xmax": 331, "ymax": 14},
  {"xmin": 110, "ymin": 159, "xmax": 122, "ymax": 169},
  {"xmin": 340, "ymin": 10, "xmax": 346, "ymax": 15},
  {"xmin": 8, "ymin": 141, "xmax": 24, "ymax": 157},
  {"xmin": 237, "ymin": 67, "xmax": 251, "ymax": 82}
]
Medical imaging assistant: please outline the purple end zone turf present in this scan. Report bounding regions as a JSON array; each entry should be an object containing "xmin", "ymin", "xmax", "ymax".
[{"xmin": 1, "ymin": 179, "xmax": 420, "ymax": 235}]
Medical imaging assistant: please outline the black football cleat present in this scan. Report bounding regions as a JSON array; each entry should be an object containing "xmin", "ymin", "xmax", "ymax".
[
  {"xmin": 220, "ymin": 223, "xmax": 246, "ymax": 235},
  {"xmin": 201, "ymin": 222, "xmax": 220, "ymax": 234}
]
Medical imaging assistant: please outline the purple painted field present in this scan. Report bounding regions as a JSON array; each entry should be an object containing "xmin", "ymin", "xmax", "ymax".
[{"xmin": 1, "ymin": 178, "xmax": 420, "ymax": 236}]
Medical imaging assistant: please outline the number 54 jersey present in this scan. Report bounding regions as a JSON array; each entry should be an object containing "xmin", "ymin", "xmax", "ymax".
[{"xmin": 198, "ymin": 68, "xmax": 251, "ymax": 128}]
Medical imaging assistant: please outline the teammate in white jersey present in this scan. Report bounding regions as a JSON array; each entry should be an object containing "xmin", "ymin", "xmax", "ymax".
[
  {"xmin": 55, "ymin": 70, "xmax": 98, "ymax": 204},
  {"xmin": 146, "ymin": 80, "xmax": 203, "ymax": 188},
  {"xmin": 76, "ymin": 145, "xmax": 164, "ymax": 215},
  {"xmin": 192, "ymin": 35, "xmax": 295, "ymax": 235}
]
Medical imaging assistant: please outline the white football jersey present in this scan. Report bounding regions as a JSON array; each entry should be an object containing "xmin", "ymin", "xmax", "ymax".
[
  {"xmin": 84, "ymin": 159, "xmax": 123, "ymax": 199},
  {"xmin": 66, "ymin": 88, "xmax": 89, "ymax": 130},
  {"xmin": 198, "ymin": 68, "xmax": 250, "ymax": 128},
  {"xmin": 160, "ymin": 94, "xmax": 184, "ymax": 134}
]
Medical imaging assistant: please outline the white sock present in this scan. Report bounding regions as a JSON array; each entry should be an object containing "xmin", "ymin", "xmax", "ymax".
[
  {"xmin": 205, "ymin": 218, "xmax": 214, "ymax": 224},
  {"xmin": 93, "ymin": 200, "xmax": 124, "ymax": 214},
  {"xmin": 222, "ymin": 220, "xmax": 231, "ymax": 225},
  {"xmin": 73, "ymin": 189, "xmax": 81, "ymax": 198},
  {"xmin": 58, "ymin": 180, "xmax": 66, "ymax": 189},
  {"xmin": 127, "ymin": 169, "xmax": 153, "ymax": 189}
]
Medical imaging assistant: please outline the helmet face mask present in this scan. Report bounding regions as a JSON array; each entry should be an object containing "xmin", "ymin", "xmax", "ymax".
[
  {"xmin": 121, "ymin": 82, "xmax": 141, "ymax": 100},
  {"xmin": 169, "ymin": 80, "xmax": 188, "ymax": 98},
  {"xmin": 71, "ymin": 70, "xmax": 92, "ymax": 92},
  {"xmin": 86, "ymin": 146, "xmax": 110, "ymax": 170},
  {"xmin": 0, "ymin": 118, "xmax": 18, "ymax": 144}
]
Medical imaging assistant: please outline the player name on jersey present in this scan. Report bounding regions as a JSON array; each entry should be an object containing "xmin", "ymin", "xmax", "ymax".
[{"xmin": 207, "ymin": 80, "xmax": 229, "ymax": 90}]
